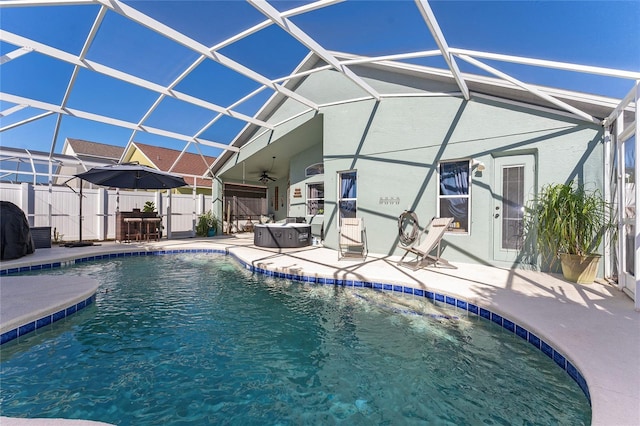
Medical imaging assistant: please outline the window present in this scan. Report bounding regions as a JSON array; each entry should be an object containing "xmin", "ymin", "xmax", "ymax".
[
  {"xmin": 501, "ymin": 165, "xmax": 525, "ymax": 249},
  {"xmin": 338, "ymin": 170, "xmax": 357, "ymax": 219},
  {"xmin": 305, "ymin": 163, "xmax": 324, "ymax": 177},
  {"xmin": 438, "ymin": 160, "xmax": 470, "ymax": 233},
  {"xmin": 307, "ymin": 183, "xmax": 324, "ymax": 215}
]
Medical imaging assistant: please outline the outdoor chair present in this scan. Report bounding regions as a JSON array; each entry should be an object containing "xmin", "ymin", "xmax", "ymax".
[
  {"xmin": 397, "ymin": 217, "xmax": 456, "ymax": 269},
  {"xmin": 143, "ymin": 217, "xmax": 161, "ymax": 241},
  {"xmin": 123, "ymin": 217, "xmax": 142, "ymax": 242},
  {"xmin": 338, "ymin": 217, "xmax": 368, "ymax": 260}
]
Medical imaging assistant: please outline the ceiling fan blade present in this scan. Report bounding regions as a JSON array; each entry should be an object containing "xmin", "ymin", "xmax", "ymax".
[{"xmin": 258, "ymin": 172, "xmax": 275, "ymax": 184}]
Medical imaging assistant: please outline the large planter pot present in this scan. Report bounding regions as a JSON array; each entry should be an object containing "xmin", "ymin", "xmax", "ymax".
[
  {"xmin": 559, "ymin": 253, "xmax": 601, "ymax": 284},
  {"xmin": 207, "ymin": 228, "xmax": 217, "ymax": 237}
]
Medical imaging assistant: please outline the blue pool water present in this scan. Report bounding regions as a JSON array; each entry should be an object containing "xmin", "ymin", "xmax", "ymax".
[{"xmin": 1, "ymin": 254, "xmax": 590, "ymax": 424}]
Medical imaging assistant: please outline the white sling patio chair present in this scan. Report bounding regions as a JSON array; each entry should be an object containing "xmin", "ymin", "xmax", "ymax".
[
  {"xmin": 338, "ymin": 217, "xmax": 368, "ymax": 260},
  {"xmin": 398, "ymin": 217, "xmax": 456, "ymax": 269}
]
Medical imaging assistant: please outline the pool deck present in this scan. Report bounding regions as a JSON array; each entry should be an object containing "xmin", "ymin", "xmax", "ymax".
[
  {"xmin": 1, "ymin": 235, "xmax": 638, "ymax": 426},
  {"xmin": 0, "ymin": 276, "xmax": 99, "ymax": 339}
]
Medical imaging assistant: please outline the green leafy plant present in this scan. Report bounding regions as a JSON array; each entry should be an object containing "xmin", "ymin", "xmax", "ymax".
[
  {"xmin": 525, "ymin": 182, "xmax": 613, "ymax": 266},
  {"xmin": 143, "ymin": 201, "xmax": 156, "ymax": 213},
  {"xmin": 196, "ymin": 210, "xmax": 219, "ymax": 237}
]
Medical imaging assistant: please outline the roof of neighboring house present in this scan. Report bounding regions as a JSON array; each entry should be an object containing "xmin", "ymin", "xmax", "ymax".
[
  {"xmin": 63, "ymin": 138, "xmax": 125, "ymax": 162},
  {"xmin": 129, "ymin": 142, "xmax": 216, "ymax": 188}
]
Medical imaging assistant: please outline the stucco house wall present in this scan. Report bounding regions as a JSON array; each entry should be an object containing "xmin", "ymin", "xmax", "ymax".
[
  {"xmin": 289, "ymin": 143, "xmax": 324, "ymax": 238},
  {"xmin": 218, "ymin": 66, "xmax": 603, "ymax": 270},
  {"xmin": 319, "ymin": 94, "xmax": 602, "ymax": 268}
]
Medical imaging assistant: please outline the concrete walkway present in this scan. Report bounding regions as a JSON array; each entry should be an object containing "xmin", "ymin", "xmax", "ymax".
[{"xmin": 1, "ymin": 235, "xmax": 638, "ymax": 426}]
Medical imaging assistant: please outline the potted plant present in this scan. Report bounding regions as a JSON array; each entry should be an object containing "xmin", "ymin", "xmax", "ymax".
[
  {"xmin": 525, "ymin": 182, "xmax": 613, "ymax": 284},
  {"xmin": 142, "ymin": 201, "xmax": 157, "ymax": 213},
  {"xmin": 196, "ymin": 210, "xmax": 219, "ymax": 237}
]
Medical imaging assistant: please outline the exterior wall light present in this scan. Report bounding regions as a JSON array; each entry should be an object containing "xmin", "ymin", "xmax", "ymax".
[{"xmin": 472, "ymin": 159, "xmax": 486, "ymax": 172}]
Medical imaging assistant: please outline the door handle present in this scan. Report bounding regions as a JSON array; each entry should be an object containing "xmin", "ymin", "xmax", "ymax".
[{"xmin": 494, "ymin": 213, "xmax": 500, "ymax": 219}]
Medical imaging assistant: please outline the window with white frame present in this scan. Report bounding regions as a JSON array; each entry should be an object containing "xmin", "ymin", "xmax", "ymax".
[
  {"xmin": 305, "ymin": 163, "xmax": 324, "ymax": 177},
  {"xmin": 338, "ymin": 170, "xmax": 357, "ymax": 220},
  {"xmin": 438, "ymin": 160, "xmax": 470, "ymax": 233},
  {"xmin": 307, "ymin": 183, "xmax": 324, "ymax": 215}
]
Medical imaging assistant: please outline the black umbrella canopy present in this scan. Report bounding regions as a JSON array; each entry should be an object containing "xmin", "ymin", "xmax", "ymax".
[{"xmin": 75, "ymin": 164, "xmax": 187, "ymax": 190}]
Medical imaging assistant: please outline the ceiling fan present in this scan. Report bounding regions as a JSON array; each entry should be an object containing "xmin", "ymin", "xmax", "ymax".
[
  {"xmin": 258, "ymin": 171, "xmax": 276, "ymax": 184},
  {"xmin": 257, "ymin": 156, "xmax": 277, "ymax": 184}
]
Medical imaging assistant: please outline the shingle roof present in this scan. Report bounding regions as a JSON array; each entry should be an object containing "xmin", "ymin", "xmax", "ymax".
[
  {"xmin": 66, "ymin": 138, "xmax": 125, "ymax": 161},
  {"xmin": 132, "ymin": 142, "xmax": 216, "ymax": 188}
]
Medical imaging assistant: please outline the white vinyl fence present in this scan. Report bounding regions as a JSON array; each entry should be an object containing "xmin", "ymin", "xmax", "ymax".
[{"xmin": 1, "ymin": 183, "xmax": 212, "ymax": 243}]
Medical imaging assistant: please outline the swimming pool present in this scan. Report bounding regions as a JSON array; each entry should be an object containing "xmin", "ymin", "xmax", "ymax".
[{"xmin": 0, "ymin": 253, "xmax": 591, "ymax": 424}]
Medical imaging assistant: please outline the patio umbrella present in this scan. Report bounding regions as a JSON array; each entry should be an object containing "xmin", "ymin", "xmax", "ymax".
[
  {"xmin": 66, "ymin": 164, "xmax": 187, "ymax": 247},
  {"xmin": 75, "ymin": 163, "xmax": 187, "ymax": 190}
]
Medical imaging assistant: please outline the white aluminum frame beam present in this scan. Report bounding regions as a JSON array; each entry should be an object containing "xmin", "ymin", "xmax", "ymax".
[
  {"xmin": 96, "ymin": 0, "xmax": 319, "ymax": 111},
  {"xmin": 0, "ymin": 1, "xmax": 95, "ymax": 6},
  {"xmin": 450, "ymin": 48, "xmax": 640, "ymax": 81},
  {"xmin": 125, "ymin": 56, "xmax": 208, "ymax": 148},
  {"xmin": 414, "ymin": 0, "xmax": 470, "ymax": 100},
  {"xmin": 191, "ymin": 85, "xmax": 272, "ymax": 151},
  {"xmin": 164, "ymin": 140, "xmax": 217, "ymax": 178},
  {"xmin": 604, "ymin": 82, "xmax": 639, "ymax": 127},
  {"xmin": 340, "ymin": 50, "xmax": 443, "ymax": 66},
  {"xmin": 50, "ymin": 5, "xmax": 107, "ymax": 157},
  {"xmin": 635, "ymin": 82, "xmax": 640, "ymax": 310},
  {"xmin": 0, "ymin": 92, "xmax": 239, "ymax": 152},
  {"xmin": 248, "ymin": 0, "xmax": 381, "ymax": 101},
  {"xmin": 457, "ymin": 54, "xmax": 599, "ymax": 124},
  {"xmin": 0, "ymin": 148, "xmax": 63, "ymax": 163},
  {"xmin": 271, "ymin": 50, "xmax": 444, "ymax": 84},
  {"xmin": 124, "ymin": 0, "xmax": 314, "ymax": 153},
  {"xmin": 0, "ymin": 103, "xmax": 28, "ymax": 117},
  {"xmin": 173, "ymin": 0, "xmax": 341, "ymax": 124},
  {"xmin": 0, "ymin": 46, "xmax": 32, "ymax": 65},
  {"xmin": 0, "ymin": 111, "xmax": 56, "ymax": 132},
  {"xmin": 166, "ymin": 142, "xmax": 193, "ymax": 174},
  {"xmin": 326, "ymin": 50, "xmax": 459, "ymax": 81},
  {"xmin": 212, "ymin": 0, "xmax": 344, "ymax": 52},
  {"xmin": 0, "ymin": 30, "xmax": 273, "ymax": 130}
]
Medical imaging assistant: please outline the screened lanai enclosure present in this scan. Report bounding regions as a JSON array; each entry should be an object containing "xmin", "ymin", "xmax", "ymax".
[{"xmin": 0, "ymin": 0, "xmax": 638, "ymax": 307}]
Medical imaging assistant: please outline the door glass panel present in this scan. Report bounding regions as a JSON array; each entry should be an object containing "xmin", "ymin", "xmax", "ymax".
[
  {"xmin": 501, "ymin": 165, "xmax": 525, "ymax": 250},
  {"xmin": 624, "ymin": 136, "xmax": 636, "ymax": 275}
]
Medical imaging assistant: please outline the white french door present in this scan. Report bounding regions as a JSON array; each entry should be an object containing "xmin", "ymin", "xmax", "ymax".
[
  {"xmin": 618, "ymin": 134, "xmax": 637, "ymax": 301},
  {"xmin": 492, "ymin": 155, "xmax": 536, "ymax": 263}
]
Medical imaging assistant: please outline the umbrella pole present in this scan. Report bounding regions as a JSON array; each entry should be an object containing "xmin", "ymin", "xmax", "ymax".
[
  {"xmin": 65, "ymin": 179, "xmax": 94, "ymax": 247},
  {"xmin": 79, "ymin": 183, "xmax": 83, "ymax": 242}
]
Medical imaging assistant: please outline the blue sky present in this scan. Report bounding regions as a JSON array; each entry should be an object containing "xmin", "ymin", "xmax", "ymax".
[{"xmin": 1, "ymin": 0, "xmax": 638, "ymax": 158}]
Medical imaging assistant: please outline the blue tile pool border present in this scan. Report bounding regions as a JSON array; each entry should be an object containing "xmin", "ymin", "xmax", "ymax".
[
  {"xmin": 0, "ymin": 247, "xmax": 591, "ymax": 404},
  {"xmin": 1, "ymin": 295, "xmax": 95, "ymax": 345},
  {"xmin": 236, "ymin": 255, "xmax": 592, "ymax": 404},
  {"xmin": 0, "ymin": 248, "xmax": 229, "ymax": 345}
]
